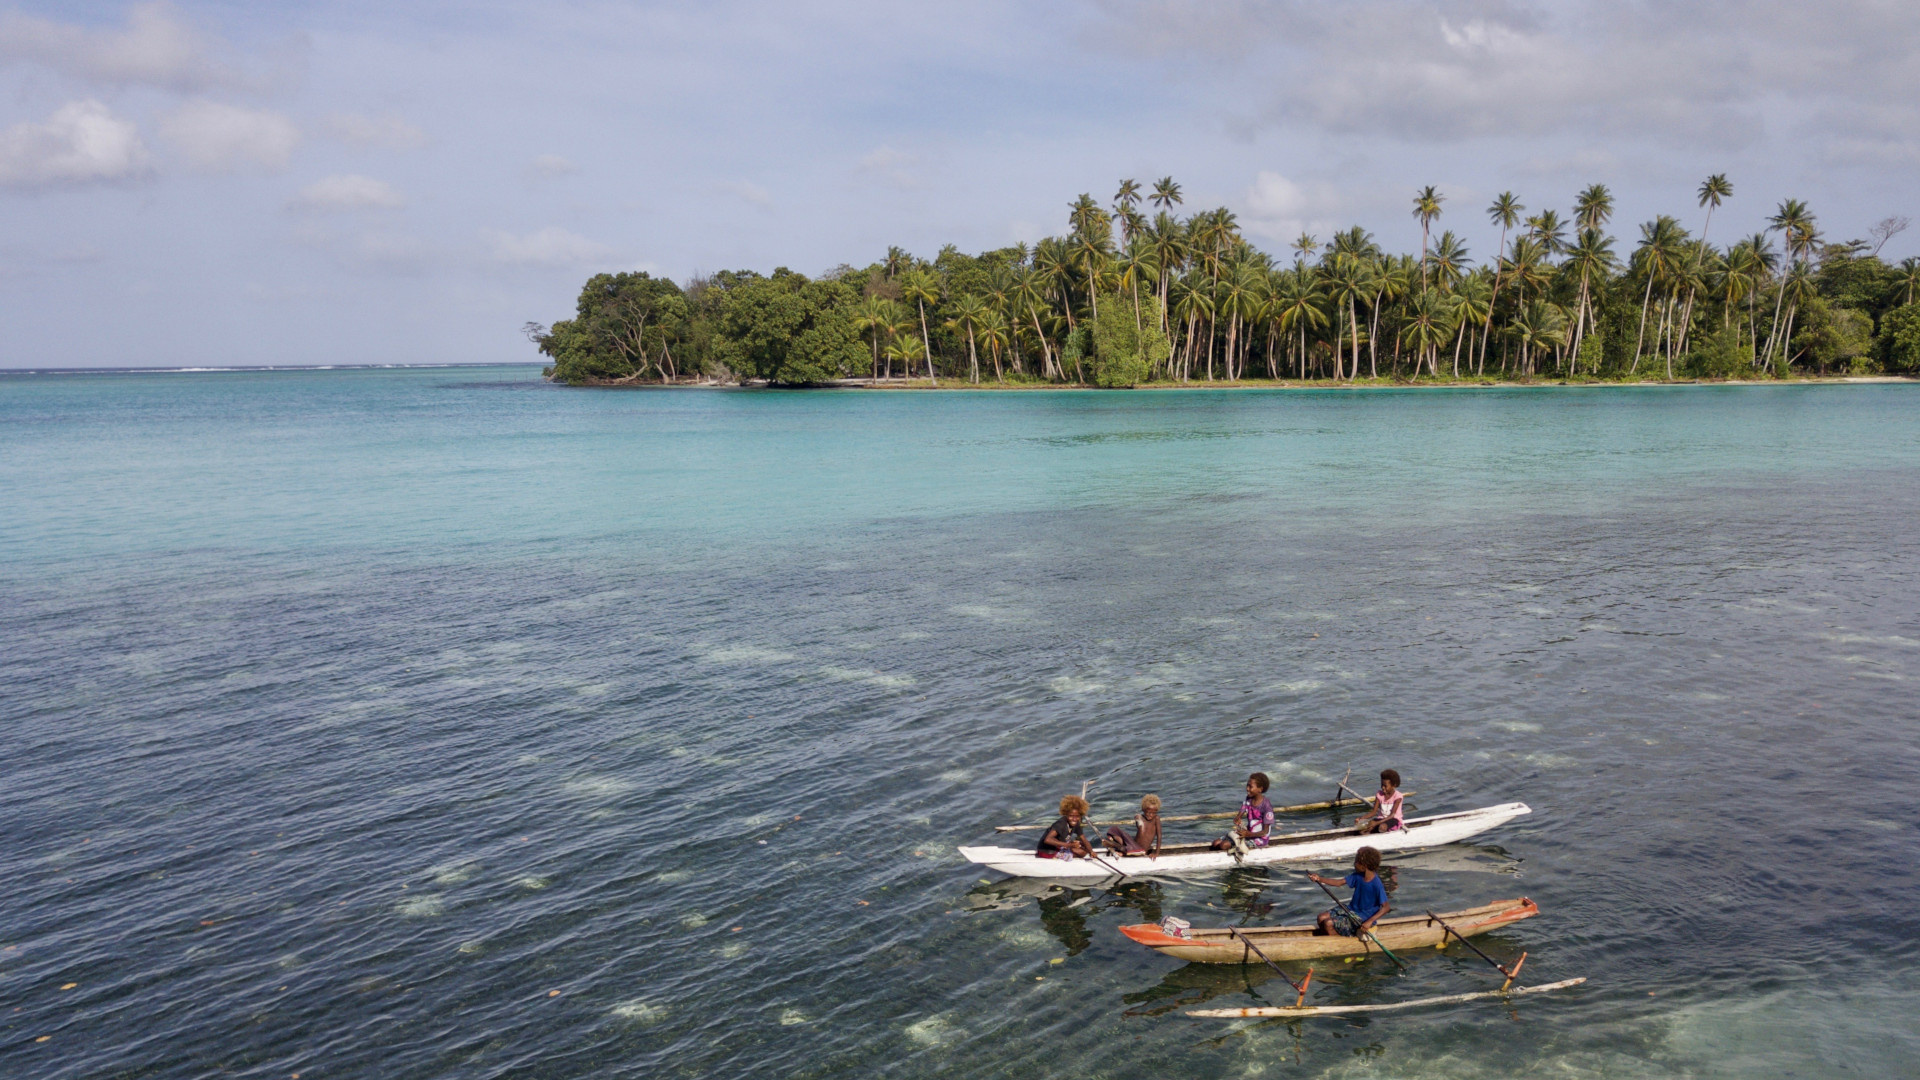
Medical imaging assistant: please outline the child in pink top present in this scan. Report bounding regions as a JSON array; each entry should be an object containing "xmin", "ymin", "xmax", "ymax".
[{"xmin": 1356, "ymin": 769, "xmax": 1404, "ymax": 834}]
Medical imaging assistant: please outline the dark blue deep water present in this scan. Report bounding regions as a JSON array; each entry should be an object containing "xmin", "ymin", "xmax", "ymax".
[{"xmin": 3, "ymin": 367, "xmax": 1917, "ymax": 1078}]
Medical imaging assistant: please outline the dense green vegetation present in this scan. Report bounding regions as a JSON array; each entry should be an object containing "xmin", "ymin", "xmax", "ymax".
[{"xmin": 532, "ymin": 177, "xmax": 1920, "ymax": 387}]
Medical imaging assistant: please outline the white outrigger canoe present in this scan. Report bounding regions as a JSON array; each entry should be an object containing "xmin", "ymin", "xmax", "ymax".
[{"xmin": 959, "ymin": 802, "xmax": 1531, "ymax": 880}]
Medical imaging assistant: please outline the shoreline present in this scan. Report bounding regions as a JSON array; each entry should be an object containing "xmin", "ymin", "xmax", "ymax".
[{"xmin": 574, "ymin": 374, "xmax": 1918, "ymax": 391}]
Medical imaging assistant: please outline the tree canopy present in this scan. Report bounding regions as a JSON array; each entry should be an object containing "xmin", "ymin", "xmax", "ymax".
[{"xmin": 533, "ymin": 178, "xmax": 1920, "ymax": 386}]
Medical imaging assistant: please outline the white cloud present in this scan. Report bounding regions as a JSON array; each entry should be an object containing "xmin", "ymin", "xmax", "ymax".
[
  {"xmin": 0, "ymin": 2, "xmax": 248, "ymax": 92},
  {"xmin": 321, "ymin": 112, "xmax": 427, "ymax": 150},
  {"xmin": 718, "ymin": 179, "xmax": 771, "ymax": 206},
  {"xmin": 288, "ymin": 174, "xmax": 405, "ymax": 213},
  {"xmin": 1241, "ymin": 171, "xmax": 1345, "ymax": 243},
  {"xmin": 529, "ymin": 154, "xmax": 577, "ymax": 176},
  {"xmin": 0, "ymin": 100, "xmax": 151, "ymax": 190},
  {"xmin": 1090, "ymin": 1, "xmax": 1920, "ymax": 151},
  {"xmin": 857, "ymin": 145, "xmax": 923, "ymax": 190},
  {"xmin": 159, "ymin": 100, "xmax": 300, "ymax": 172},
  {"xmin": 352, "ymin": 231, "xmax": 432, "ymax": 270},
  {"xmin": 488, "ymin": 227, "xmax": 612, "ymax": 267}
]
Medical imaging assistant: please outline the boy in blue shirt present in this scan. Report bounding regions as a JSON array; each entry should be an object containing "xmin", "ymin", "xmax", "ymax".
[{"xmin": 1309, "ymin": 846, "xmax": 1389, "ymax": 936}]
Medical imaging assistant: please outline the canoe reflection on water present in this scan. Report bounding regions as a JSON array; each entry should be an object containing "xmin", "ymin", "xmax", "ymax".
[{"xmin": 964, "ymin": 879, "xmax": 1172, "ymax": 956}]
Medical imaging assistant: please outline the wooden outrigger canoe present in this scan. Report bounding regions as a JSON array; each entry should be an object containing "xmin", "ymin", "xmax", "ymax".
[
  {"xmin": 959, "ymin": 802, "xmax": 1530, "ymax": 881},
  {"xmin": 1118, "ymin": 897, "xmax": 1539, "ymax": 963}
]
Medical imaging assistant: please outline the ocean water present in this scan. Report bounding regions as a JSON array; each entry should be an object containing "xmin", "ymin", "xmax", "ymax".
[{"xmin": 2, "ymin": 366, "xmax": 1917, "ymax": 1079}]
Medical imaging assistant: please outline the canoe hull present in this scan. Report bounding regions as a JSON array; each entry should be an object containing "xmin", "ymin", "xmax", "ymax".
[
  {"xmin": 958, "ymin": 802, "xmax": 1531, "ymax": 881},
  {"xmin": 1118, "ymin": 897, "xmax": 1538, "ymax": 963}
]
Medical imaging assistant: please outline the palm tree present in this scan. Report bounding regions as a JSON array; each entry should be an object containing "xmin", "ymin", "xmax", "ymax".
[
  {"xmin": 1150, "ymin": 176, "xmax": 1183, "ymax": 213},
  {"xmin": 1676, "ymin": 174, "xmax": 1734, "ymax": 355},
  {"xmin": 1527, "ymin": 209, "xmax": 1569, "ymax": 256},
  {"xmin": 852, "ymin": 295, "xmax": 898, "ymax": 379},
  {"xmin": 1480, "ymin": 192, "xmax": 1524, "ymax": 372},
  {"xmin": 1898, "ymin": 256, "xmax": 1920, "ymax": 307},
  {"xmin": 1032, "ymin": 237, "xmax": 1074, "ymax": 328},
  {"xmin": 1448, "ymin": 274, "xmax": 1492, "ymax": 377},
  {"xmin": 1116, "ymin": 238, "xmax": 1161, "ymax": 336},
  {"xmin": 1564, "ymin": 227, "xmax": 1616, "ymax": 365},
  {"xmin": 1113, "ymin": 179, "xmax": 1143, "ymax": 242},
  {"xmin": 1762, "ymin": 199, "xmax": 1817, "ymax": 365},
  {"xmin": 1216, "ymin": 259, "xmax": 1267, "ymax": 380},
  {"xmin": 1272, "ymin": 269, "xmax": 1327, "ymax": 379},
  {"xmin": 883, "ymin": 246, "xmax": 911, "ymax": 279},
  {"xmin": 1776, "ymin": 264, "xmax": 1818, "ymax": 373},
  {"xmin": 1429, "ymin": 230, "xmax": 1470, "ymax": 290},
  {"xmin": 1068, "ymin": 195, "xmax": 1115, "ymax": 319},
  {"xmin": 1413, "ymin": 185, "xmax": 1445, "ymax": 284},
  {"xmin": 1630, "ymin": 216, "xmax": 1684, "ymax": 373},
  {"xmin": 1322, "ymin": 254, "xmax": 1370, "ymax": 380},
  {"xmin": 1505, "ymin": 236, "xmax": 1552, "ymax": 303},
  {"xmin": 1369, "ymin": 255, "xmax": 1412, "ymax": 377},
  {"xmin": 1171, "ymin": 270, "xmax": 1215, "ymax": 381},
  {"xmin": 885, "ymin": 333, "xmax": 925, "ymax": 382},
  {"xmin": 1010, "ymin": 266, "xmax": 1058, "ymax": 379},
  {"xmin": 1146, "ymin": 212, "xmax": 1188, "ymax": 336},
  {"xmin": 899, "ymin": 267, "xmax": 941, "ymax": 381},
  {"xmin": 1501, "ymin": 236, "xmax": 1552, "ymax": 373},
  {"xmin": 1291, "ymin": 232, "xmax": 1318, "ymax": 268},
  {"xmin": 1728, "ymin": 233, "xmax": 1778, "ymax": 357},
  {"xmin": 1574, "ymin": 184, "xmax": 1613, "ymax": 233},
  {"xmin": 944, "ymin": 294, "xmax": 991, "ymax": 383},
  {"xmin": 1069, "ymin": 193, "xmax": 1108, "ymax": 240},
  {"xmin": 1510, "ymin": 300, "xmax": 1568, "ymax": 375},
  {"xmin": 1402, "ymin": 287, "xmax": 1449, "ymax": 376},
  {"xmin": 979, "ymin": 313, "xmax": 1010, "ymax": 382}
]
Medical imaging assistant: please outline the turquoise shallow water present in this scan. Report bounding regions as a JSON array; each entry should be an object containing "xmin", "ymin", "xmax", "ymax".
[{"xmin": 3, "ymin": 367, "xmax": 1918, "ymax": 1078}]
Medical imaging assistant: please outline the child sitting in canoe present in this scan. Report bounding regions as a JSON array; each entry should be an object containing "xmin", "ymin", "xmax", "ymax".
[
  {"xmin": 1209, "ymin": 772, "xmax": 1274, "ymax": 852},
  {"xmin": 1035, "ymin": 795, "xmax": 1094, "ymax": 860},
  {"xmin": 1309, "ymin": 845, "xmax": 1389, "ymax": 936},
  {"xmin": 1103, "ymin": 794, "xmax": 1162, "ymax": 858},
  {"xmin": 1356, "ymin": 769, "xmax": 1405, "ymax": 835}
]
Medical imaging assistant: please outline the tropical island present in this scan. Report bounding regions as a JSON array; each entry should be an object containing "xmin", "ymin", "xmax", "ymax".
[{"xmin": 528, "ymin": 177, "xmax": 1920, "ymax": 388}]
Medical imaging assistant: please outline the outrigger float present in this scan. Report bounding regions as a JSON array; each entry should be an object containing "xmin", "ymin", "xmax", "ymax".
[
  {"xmin": 959, "ymin": 802, "xmax": 1531, "ymax": 880},
  {"xmin": 1186, "ymin": 978, "xmax": 1587, "ymax": 1018}
]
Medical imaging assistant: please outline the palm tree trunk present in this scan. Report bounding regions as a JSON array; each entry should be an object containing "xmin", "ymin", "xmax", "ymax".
[
  {"xmin": 1368, "ymin": 290, "xmax": 1384, "ymax": 378},
  {"xmin": 1763, "ymin": 266, "xmax": 1791, "ymax": 364},
  {"xmin": 1631, "ymin": 273, "xmax": 1655, "ymax": 374},
  {"xmin": 918, "ymin": 300, "xmax": 935, "ymax": 382},
  {"xmin": 1778, "ymin": 305, "xmax": 1799, "ymax": 374},
  {"xmin": 1479, "ymin": 227, "xmax": 1509, "ymax": 371},
  {"xmin": 1347, "ymin": 296, "xmax": 1361, "ymax": 380}
]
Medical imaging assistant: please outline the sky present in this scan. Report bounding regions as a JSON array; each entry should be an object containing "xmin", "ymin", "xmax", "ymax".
[{"xmin": 2, "ymin": 0, "xmax": 1917, "ymax": 368}]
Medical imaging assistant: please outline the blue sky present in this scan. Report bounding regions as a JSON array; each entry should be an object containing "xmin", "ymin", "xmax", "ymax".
[{"xmin": 3, "ymin": 1, "xmax": 1917, "ymax": 367}]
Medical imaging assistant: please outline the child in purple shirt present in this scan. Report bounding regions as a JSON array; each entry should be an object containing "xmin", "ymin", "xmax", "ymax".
[{"xmin": 1210, "ymin": 772, "xmax": 1274, "ymax": 851}]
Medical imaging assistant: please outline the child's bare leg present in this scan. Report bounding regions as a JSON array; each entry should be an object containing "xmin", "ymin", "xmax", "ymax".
[{"xmin": 1314, "ymin": 911, "xmax": 1334, "ymax": 936}]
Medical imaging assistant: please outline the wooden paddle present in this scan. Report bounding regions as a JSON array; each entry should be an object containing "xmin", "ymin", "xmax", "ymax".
[
  {"xmin": 1426, "ymin": 909, "xmax": 1527, "ymax": 990},
  {"xmin": 1085, "ymin": 849, "xmax": 1129, "ymax": 881},
  {"xmin": 1227, "ymin": 927, "xmax": 1313, "ymax": 1008},
  {"xmin": 1308, "ymin": 873, "xmax": 1405, "ymax": 968}
]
